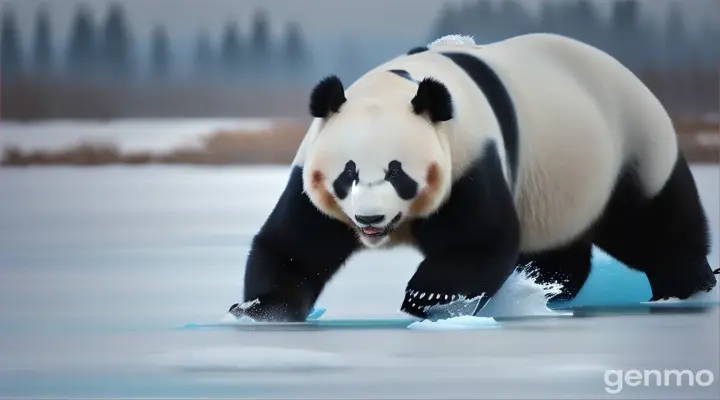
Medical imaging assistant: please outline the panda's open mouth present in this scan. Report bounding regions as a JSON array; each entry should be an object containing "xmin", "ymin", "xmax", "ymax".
[{"xmin": 358, "ymin": 213, "xmax": 402, "ymax": 237}]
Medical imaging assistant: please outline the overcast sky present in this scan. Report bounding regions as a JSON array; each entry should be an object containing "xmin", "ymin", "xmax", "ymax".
[{"xmin": 1, "ymin": 0, "xmax": 716, "ymax": 46}]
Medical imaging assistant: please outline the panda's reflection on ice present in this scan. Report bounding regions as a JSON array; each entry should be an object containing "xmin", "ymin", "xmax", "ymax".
[{"xmin": 228, "ymin": 33, "xmax": 718, "ymax": 322}]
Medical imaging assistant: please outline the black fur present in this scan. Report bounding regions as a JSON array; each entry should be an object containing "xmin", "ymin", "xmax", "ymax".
[
  {"xmin": 332, "ymin": 160, "xmax": 358, "ymax": 200},
  {"xmin": 407, "ymin": 46, "xmax": 429, "ymax": 55},
  {"xmin": 592, "ymin": 152, "xmax": 717, "ymax": 301},
  {"xmin": 516, "ymin": 240, "xmax": 593, "ymax": 302},
  {"xmin": 515, "ymin": 151, "xmax": 717, "ymax": 303},
  {"xmin": 389, "ymin": 69, "xmax": 418, "ymax": 83},
  {"xmin": 309, "ymin": 75, "xmax": 346, "ymax": 118},
  {"xmin": 411, "ymin": 78, "xmax": 454, "ymax": 123},
  {"xmin": 236, "ymin": 166, "xmax": 359, "ymax": 322},
  {"xmin": 440, "ymin": 52, "xmax": 519, "ymax": 192},
  {"xmin": 403, "ymin": 142, "xmax": 521, "ymax": 318},
  {"xmin": 385, "ymin": 160, "xmax": 418, "ymax": 200}
]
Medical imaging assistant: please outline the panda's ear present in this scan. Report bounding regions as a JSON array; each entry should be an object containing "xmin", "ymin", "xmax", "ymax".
[
  {"xmin": 309, "ymin": 75, "xmax": 346, "ymax": 118},
  {"xmin": 411, "ymin": 78, "xmax": 453, "ymax": 123}
]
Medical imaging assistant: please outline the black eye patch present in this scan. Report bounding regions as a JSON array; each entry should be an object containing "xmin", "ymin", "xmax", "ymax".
[
  {"xmin": 333, "ymin": 160, "xmax": 358, "ymax": 199},
  {"xmin": 385, "ymin": 160, "xmax": 418, "ymax": 200}
]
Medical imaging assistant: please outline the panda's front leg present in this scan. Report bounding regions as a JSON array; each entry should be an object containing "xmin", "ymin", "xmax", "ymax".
[
  {"xmin": 404, "ymin": 145, "xmax": 521, "ymax": 319},
  {"xmin": 401, "ymin": 248, "xmax": 519, "ymax": 319},
  {"xmin": 231, "ymin": 236, "xmax": 353, "ymax": 322},
  {"xmin": 228, "ymin": 166, "xmax": 359, "ymax": 322}
]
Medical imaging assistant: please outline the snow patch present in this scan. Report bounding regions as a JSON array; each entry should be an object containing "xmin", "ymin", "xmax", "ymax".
[
  {"xmin": 407, "ymin": 315, "xmax": 498, "ymax": 330},
  {"xmin": 429, "ymin": 34, "xmax": 476, "ymax": 47}
]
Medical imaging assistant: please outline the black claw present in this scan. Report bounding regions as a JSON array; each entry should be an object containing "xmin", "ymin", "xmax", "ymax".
[
  {"xmin": 228, "ymin": 303, "xmax": 249, "ymax": 319},
  {"xmin": 713, "ymin": 268, "xmax": 719, "ymax": 275}
]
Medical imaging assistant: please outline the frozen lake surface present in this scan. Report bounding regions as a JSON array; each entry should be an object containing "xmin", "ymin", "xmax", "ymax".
[{"xmin": 0, "ymin": 164, "xmax": 718, "ymax": 399}]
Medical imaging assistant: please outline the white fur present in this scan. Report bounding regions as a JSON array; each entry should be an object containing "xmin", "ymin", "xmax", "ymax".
[
  {"xmin": 457, "ymin": 33, "xmax": 678, "ymax": 252},
  {"xmin": 300, "ymin": 33, "xmax": 679, "ymax": 253}
]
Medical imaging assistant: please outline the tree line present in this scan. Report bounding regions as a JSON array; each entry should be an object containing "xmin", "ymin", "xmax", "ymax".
[
  {"xmin": 0, "ymin": 2, "xmax": 311, "ymax": 85},
  {"xmin": 1, "ymin": 0, "xmax": 717, "ymax": 120},
  {"xmin": 428, "ymin": 0, "xmax": 719, "ymax": 118},
  {"xmin": 3, "ymin": 1, "xmax": 718, "ymax": 85},
  {"xmin": 431, "ymin": 0, "xmax": 720, "ymax": 70}
]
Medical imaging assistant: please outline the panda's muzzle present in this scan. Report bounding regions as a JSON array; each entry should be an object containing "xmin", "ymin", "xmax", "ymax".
[{"xmin": 356, "ymin": 212, "xmax": 402, "ymax": 237}]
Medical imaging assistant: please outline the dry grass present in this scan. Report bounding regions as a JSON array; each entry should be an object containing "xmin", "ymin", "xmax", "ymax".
[
  {"xmin": 2, "ymin": 118, "xmax": 718, "ymax": 166},
  {"xmin": 196, "ymin": 122, "xmax": 308, "ymax": 164},
  {"xmin": 674, "ymin": 117, "xmax": 720, "ymax": 163},
  {"xmin": 675, "ymin": 118, "xmax": 719, "ymax": 135}
]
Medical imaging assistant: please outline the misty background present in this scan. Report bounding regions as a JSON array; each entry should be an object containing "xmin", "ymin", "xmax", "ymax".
[{"xmin": 1, "ymin": 0, "xmax": 719, "ymax": 120}]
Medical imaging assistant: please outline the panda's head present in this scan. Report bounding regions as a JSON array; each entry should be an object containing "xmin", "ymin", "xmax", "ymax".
[{"xmin": 303, "ymin": 74, "xmax": 454, "ymax": 248}]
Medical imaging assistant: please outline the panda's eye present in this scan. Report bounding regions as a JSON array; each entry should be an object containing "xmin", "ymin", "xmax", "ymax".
[
  {"xmin": 389, "ymin": 168, "xmax": 400, "ymax": 178},
  {"xmin": 345, "ymin": 168, "xmax": 358, "ymax": 182}
]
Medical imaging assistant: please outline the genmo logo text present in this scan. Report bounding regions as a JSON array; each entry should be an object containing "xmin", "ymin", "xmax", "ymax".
[{"xmin": 604, "ymin": 369, "xmax": 715, "ymax": 394}]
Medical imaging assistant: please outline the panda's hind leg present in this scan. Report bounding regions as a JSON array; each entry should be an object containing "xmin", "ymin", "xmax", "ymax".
[
  {"xmin": 516, "ymin": 241, "xmax": 593, "ymax": 302},
  {"xmin": 592, "ymin": 154, "xmax": 717, "ymax": 301}
]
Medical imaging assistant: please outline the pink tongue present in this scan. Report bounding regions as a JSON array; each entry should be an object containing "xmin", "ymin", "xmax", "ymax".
[{"xmin": 363, "ymin": 227, "xmax": 381, "ymax": 235}]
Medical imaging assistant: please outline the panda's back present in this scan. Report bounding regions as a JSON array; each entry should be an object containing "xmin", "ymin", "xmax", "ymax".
[
  {"xmin": 380, "ymin": 33, "xmax": 679, "ymax": 253},
  {"xmin": 469, "ymin": 34, "xmax": 678, "ymax": 252}
]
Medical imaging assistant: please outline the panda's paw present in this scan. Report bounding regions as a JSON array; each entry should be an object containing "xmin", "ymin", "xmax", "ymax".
[
  {"xmin": 646, "ymin": 267, "xmax": 718, "ymax": 303},
  {"xmin": 401, "ymin": 288, "xmax": 457, "ymax": 319},
  {"xmin": 648, "ymin": 289, "xmax": 699, "ymax": 302},
  {"xmin": 648, "ymin": 295, "xmax": 672, "ymax": 302},
  {"xmin": 226, "ymin": 296, "xmax": 308, "ymax": 323},
  {"xmin": 647, "ymin": 284, "xmax": 717, "ymax": 302},
  {"xmin": 227, "ymin": 300, "xmax": 260, "ymax": 321},
  {"xmin": 401, "ymin": 288, "xmax": 490, "ymax": 320}
]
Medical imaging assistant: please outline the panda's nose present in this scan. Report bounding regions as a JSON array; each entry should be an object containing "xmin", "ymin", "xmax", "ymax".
[{"xmin": 355, "ymin": 214, "xmax": 385, "ymax": 225}]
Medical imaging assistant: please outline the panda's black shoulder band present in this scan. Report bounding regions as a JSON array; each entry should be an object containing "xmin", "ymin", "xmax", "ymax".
[
  {"xmin": 388, "ymin": 69, "xmax": 419, "ymax": 84},
  {"xmin": 407, "ymin": 46, "xmax": 429, "ymax": 55},
  {"xmin": 439, "ymin": 52, "xmax": 519, "ymax": 191}
]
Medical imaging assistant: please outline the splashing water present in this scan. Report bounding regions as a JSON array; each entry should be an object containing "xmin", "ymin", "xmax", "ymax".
[
  {"xmin": 408, "ymin": 264, "xmax": 569, "ymax": 330},
  {"xmin": 478, "ymin": 265, "xmax": 566, "ymax": 318}
]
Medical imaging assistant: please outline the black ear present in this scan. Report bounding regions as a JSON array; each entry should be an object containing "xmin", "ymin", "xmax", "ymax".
[
  {"xmin": 309, "ymin": 75, "xmax": 346, "ymax": 118},
  {"xmin": 411, "ymin": 78, "xmax": 453, "ymax": 123}
]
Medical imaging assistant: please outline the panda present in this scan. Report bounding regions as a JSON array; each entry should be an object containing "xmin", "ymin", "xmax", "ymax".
[{"xmin": 229, "ymin": 32, "xmax": 718, "ymax": 322}]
